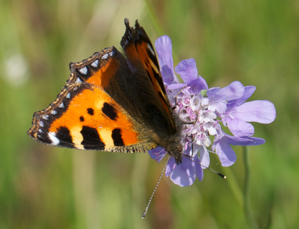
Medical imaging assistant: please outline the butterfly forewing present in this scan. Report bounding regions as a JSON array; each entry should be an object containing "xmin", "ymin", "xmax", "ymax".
[
  {"xmin": 28, "ymin": 82, "xmax": 157, "ymax": 152},
  {"xmin": 120, "ymin": 20, "xmax": 177, "ymax": 136}
]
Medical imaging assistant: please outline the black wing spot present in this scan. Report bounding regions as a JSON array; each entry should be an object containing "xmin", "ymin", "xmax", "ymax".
[
  {"xmin": 102, "ymin": 102, "xmax": 117, "ymax": 120},
  {"xmin": 80, "ymin": 116, "xmax": 84, "ymax": 122},
  {"xmin": 112, "ymin": 128, "xmax": 125, "ymax": 146},
  {"xmin": 81, "ymin": 126, "xmax": 105, "ymax": 150},
  {"xmin": 35, "ymin": 132, "xmax": 52, "ymax": 144},
  {"xmin": 87, "ymin": 108, "xmax": 94, "ymax": 115},
  {"xmin": 56, "ymin": 126, "xmax": 73, "ymax": 147}
]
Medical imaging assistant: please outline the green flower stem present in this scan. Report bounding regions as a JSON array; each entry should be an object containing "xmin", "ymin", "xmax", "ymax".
[
  {"xmin": 243, "ymin": 146, "xmax": 259, "ymax": 229},
  {"xmin": 224, "ymin": 165, "xmax": 244, "ymax": 210}
]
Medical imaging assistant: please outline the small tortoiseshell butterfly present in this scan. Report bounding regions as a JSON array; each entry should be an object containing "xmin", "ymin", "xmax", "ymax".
[{"xmin": 28, "ymin": 19, "xmax": 183, "ymax": 164}]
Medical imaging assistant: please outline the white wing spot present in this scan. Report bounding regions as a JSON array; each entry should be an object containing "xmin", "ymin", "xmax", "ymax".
[
  {"xmin": 42, "ymin": 115, "xmax": 49, "ymax": 120},
  {"xmin": 66, "ymin": 93, "xmax": 71, "ymax": 99},
  {"xmin": 58, "ymin": 102, "xmax": 64, "ymax": 108},
  {"xmin": 109, "ymin": 51, "xmax": 114, "ymax": 56},
  {"xmin": 48, "ymin": 132, "xmax": 60, "ymax": 145},
  {"xmin": 79, "ymin": 67, "xmax": 88, "ymax": 75},
  {"xmin": 51, "ymin": 110, "xmax": 57, "ymax": 115},
  {"xmin": 38, "ymin": 129, "xmax": 43, "ymax": 133},
  {"xmin": 75, "ymin": 77, "xmax": 82, "ymax": 83},
  {"xmin": 102, "ymin": 53, "xmax": 109, "ymax": 60},
  {"xmin": 91, "ymin": 60, "xmax": 99, "ymax": 67},
  {"xmin": 147, "ymin": 43, "xmax": 155, "ymax": 56},
  {"xmin": 39, "ymin": 121, "xmax": 44, "ymax": 127},
  {"xmin": 73, "ymin": 86, "xmax": 78, "ymax": 91}
]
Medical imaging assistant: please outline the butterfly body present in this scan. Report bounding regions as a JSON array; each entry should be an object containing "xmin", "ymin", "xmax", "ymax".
[{"xmin": 28, "ymin": 19, "xmax": 183, "ymax": 164}]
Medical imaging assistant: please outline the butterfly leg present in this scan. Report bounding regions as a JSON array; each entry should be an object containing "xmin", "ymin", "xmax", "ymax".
[{"xmin": 174, "ymin": 86, "xmax": 189, "ymax": 106}]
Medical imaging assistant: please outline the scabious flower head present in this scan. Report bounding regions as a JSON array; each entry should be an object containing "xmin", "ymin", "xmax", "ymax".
[{"xmin": 148, "ymin": 35, "xmax": 276, "ymax": 187}]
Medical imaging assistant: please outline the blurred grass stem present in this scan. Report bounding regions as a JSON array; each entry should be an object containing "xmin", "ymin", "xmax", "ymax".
[
  {"xmin": 243, "ymin": 146, "xmax": 259, "ymax": 229},
  {"xmin": 225, "ymin": 165, "xmax": 244, "ymax": 210}
]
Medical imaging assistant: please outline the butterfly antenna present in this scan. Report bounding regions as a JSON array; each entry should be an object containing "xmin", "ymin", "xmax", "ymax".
[
  {"xmin": 184, "ymin": 155, "xmax": 226, "ymax": 179},
  {"xmin": 142, "ymin": 156, "xmax": 170, "ymax": 219}
]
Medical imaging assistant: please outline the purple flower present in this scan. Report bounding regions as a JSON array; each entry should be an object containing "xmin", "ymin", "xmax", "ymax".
[
  {"xmin": 220, "ymin": 85, "xmax": 276, "ymax": 137},
  {"xmin": 175, "ymin": 58, "xmax": 208, "ymax": 94},
  {"xmin": 148, "ymin": 35, "xmax": 276, "ymax": 187},
  {"xmin": 155, "ymin": 36, "xmax": 186, "ymax": 105}
]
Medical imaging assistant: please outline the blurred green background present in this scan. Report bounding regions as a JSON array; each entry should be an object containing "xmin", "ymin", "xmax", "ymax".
[{"xmin": 0, "ymin": 0, "xmax": 298, "ymax": 228}]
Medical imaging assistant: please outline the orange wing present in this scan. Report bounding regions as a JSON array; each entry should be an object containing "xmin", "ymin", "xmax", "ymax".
[
  {"xmin": 28, "ymin": 82, "xmax": 157, "ymax": 152},
  {"xmin": 67, "ymin": 47, "xmax": 120, "ymax": 90}
]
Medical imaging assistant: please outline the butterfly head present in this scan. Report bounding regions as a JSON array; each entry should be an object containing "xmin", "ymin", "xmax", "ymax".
[
  {"xmin": 160, "ymin": 134, "xmax": 183, "ymax": 165},
  {"xmin": 166, "ymin": 142, "xmax": 183, "ymax": 165}
]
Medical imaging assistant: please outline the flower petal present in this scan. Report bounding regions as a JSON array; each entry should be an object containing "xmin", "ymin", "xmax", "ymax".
[
  {"xmin": 195, "ymin": 144, "xmax": 210, "ymax": 167},
  {"xmin": 206, "ymin": 87, "xmax": 220, "ymax": 97},
  {"xmin": 226, "ymin": 135, "xmax": 265, "ymax": 146},
  {"xmin": 188, "ymin": 77, "xmax": 208, "ymax": 94},
  {"xmin": 195, "ymin": 156, "xmax": 204, "ymax": 181},
  {"xmin": 209, "ymin": 101, "xmax": 227, "ymax": 114},
  {"xmin": 213, "ymin": 136, "xmax": 237, "ymax": 167},
  {"xmin": 167, "ymin": 83, "xmax": 186, "ymax": 90},
  {"xmin": 161, "ymin": 65, "xmax": 175, "ymax": 84},
  {"xmin": 208, "ymin": 81, "xmax": 245, "ymax": 102},
  {"xmin": 234, "ymin": 86, "xmax": 256, "ymax": 106},
  {"xmin": 227, "ymin": 118, "xmax": 255, "ymax": 137},
  {"xmin": 168, "ymin": 157, "xmax": 196, "ymax": 187},
  {"xmin": 148, "ymin": 147, "xmax": 166, "ymax": 163},
  {"xmin": 175, "ymin": 58, "xmax": 198, "ymax": 83},
  {"xmin": 233, "ymin": 100, "xmax": 276, "ymax": 124},
  {"xmin": 165, "ymin": 157, "xmax": 176, "ymax": 176},
  {"xmin": 155, "ymin": 36, "xmax": 177, "ymax": 84}
]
